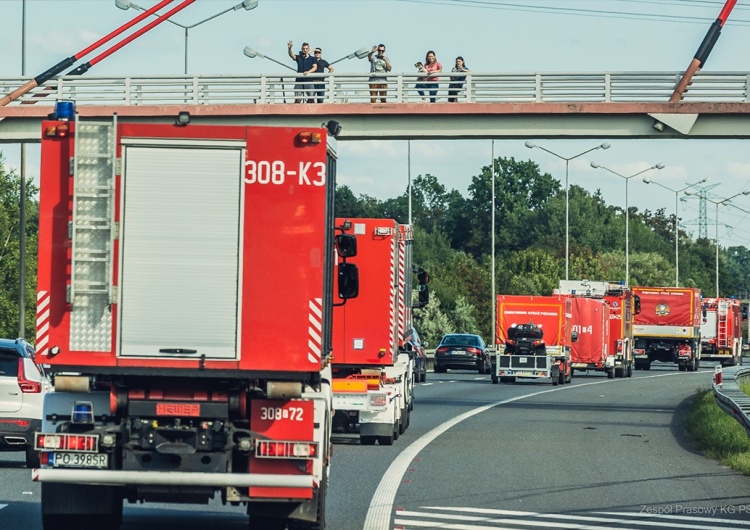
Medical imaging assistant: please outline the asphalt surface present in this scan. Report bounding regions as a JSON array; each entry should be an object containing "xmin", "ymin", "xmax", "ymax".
[{"xmin": 2, "ymin": 363, "xmax": 750, "ymax": 530}]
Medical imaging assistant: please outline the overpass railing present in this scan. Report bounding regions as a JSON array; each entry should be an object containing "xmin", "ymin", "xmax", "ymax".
[{"xmin": 1, "ymin": 71, "xmax": 749, "ymax": 107}]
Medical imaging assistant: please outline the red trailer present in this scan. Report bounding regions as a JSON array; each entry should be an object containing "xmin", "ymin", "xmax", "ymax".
[
  {"xmin": 32, "ymin": 110, "xmax": 354, "ymax": 529},
  {"xmin": 701, "ymin": 298, "xmax": 743, "ymax": 366},
  {"xmin": 569, "ymin": 297, "xmax": 612, "ymax": 377},
  {"xmin": 557, "ymin": 280, "xmax": 636, "ymax": 378}
]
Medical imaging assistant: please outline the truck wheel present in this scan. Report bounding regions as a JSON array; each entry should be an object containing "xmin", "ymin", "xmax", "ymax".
[
  {"xmin": 695, "ymin": 357, "xmax": 700, "ymax": 370},
  {"xmin": 626, "ymin": 363, "xmax": 633, "ymax": 377},
  {"xmin": 360, "ymin": 435, "xmax": 376, "ymax": 445},
  {"xmin": 679, "ymin": 363, "xmax": 687, "ymax": 372},
  {"xmin": 42, "ymin": 483, "xmax": 122, "ymax": 530},
  {"xmin": 378, "ymin": 433, "xmax": 394, "ymax": 446},
  {"xmin": 491, "ymin": 375, "xmax": 498, "ymax": 384},
  {"xmin": 607, "ymin": 369, "xmax": 615, "ymax": 379},
  {"xmin": 251, "ymin": 515, "xmax": 287, "ymax": 530},
  {"xmin": 394, "ymin": 418, "xmax": 401, "ymax": 440},
  {"xmin": 614, "ymin": 367, "xmax": 624, "ymax": 378},
  {"xmin": 289, "ymin": 466, "xmax": 328, "ymax": 530}
]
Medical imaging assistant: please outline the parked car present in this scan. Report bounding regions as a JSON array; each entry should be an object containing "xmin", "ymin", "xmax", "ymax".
[
  {"xmin": 434, "ymin": 333, "xmax": 490, "ymax": 374},
  {"xmin": 0, "ymin": 338, "xmax": 52, "ymax": 467},
  {"xmin": 403, "ymin": 327, "xmax": 428, "ymax": 383}
]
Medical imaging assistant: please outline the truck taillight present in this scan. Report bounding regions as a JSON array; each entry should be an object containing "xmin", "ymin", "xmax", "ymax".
[
  {"xmin": 296, "ymin": 131, "xmax": 322, "ymax": 145},
  {"xmin": 256, "ymin": 440, "xmax": 318, "ymax": 459},
  {"xmin": 35, "ymin": 433, "xmax": 98, "ymax": 452},
  {"xmin": 616, "ymin": 340, "xmax": 623, "ymax": 353},
  {"xmin": 17, "ymin": 359, "xmax": 41, "ymax": 393},
  {"xmin": 44, "ymin": 123, "xmax": 70, "ymax": 137}
]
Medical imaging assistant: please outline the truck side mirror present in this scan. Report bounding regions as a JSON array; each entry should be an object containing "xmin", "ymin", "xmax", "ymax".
[
  {"xmin": 633, "ymin": 295, "xmax": 641, "ymax": 315},
  {"xmin": 335, "ymin": 234, "xmax": 357, "ymax": 258},
  {"xmin": 337, "ymin": 263, "xmax": 359, "ymax": 299}
]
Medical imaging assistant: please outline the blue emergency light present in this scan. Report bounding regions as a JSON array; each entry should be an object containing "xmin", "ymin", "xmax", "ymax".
[{"xmin": 54, "ymin": 100, "xmax": 75, "ymax": 121}]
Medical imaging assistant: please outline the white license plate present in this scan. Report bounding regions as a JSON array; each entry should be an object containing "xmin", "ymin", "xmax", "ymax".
[{"xmin": 53, "ymin": 452, "xmax": 108, "ymax": 468}]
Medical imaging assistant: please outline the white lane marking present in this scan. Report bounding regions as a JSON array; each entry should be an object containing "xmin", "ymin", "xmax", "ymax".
[
  {"xmin": 596, "ymin": 510, "xmax": 750, "ymax": 526},
  {"xmin": 0, "ymin": 504, "xmax": 7, "ymax": 510},
  {"xmin": 419, "ymin": 383, "xmax": 434, "ymax": 386},
  {"xmin": 363, "ymin": 371, "xmax": 697, "ymax": 530},
  {"xmin": 400, "ymin": 506, "xmax": 744, "ymax": 530}
]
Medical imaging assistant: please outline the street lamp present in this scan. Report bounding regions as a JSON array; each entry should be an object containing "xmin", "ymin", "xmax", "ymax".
[
  {"xmin": 243, "ymin": 46, "xmax": 295, "ymax": 71},
  {"xmin": 328, "ymin": 47, "xmax": 369, "ymax": 66},
  {"xmin": 590, "ymin": 161, "xmax": 665, "ymax": 286},
  {"xmin": 642, "ymin": 176, "xmax": 708, "ymax": 286},
  {"xmin": 116, "ymin": 0, "xmax": 258, "ymax": 74},
  {"xmin": 685, "ymin": 189, "xmax": 750, "ymax": 297},
  {"xmin": 525, "ymin": 141, "xmax": 610, "ymax": 281}
]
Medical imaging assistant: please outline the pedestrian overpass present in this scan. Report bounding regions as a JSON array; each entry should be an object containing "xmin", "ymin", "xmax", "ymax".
[{"xmin": 1, "ymin": 70, "xmax": 749, "ymax": 142}]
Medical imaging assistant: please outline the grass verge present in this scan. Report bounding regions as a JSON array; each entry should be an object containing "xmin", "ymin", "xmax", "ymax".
[{"xmin": 685, "ymin": 388, "xmax": 750, "ymax": 475}]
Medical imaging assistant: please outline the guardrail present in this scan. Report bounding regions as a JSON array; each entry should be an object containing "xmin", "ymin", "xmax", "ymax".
[
  {"xmin": 1, "ymin": 71, "xmax": 749, "ymax": 107},
  {"xmin": 712, "ymin": 365, "xmax": 750, "ymax": 438}
]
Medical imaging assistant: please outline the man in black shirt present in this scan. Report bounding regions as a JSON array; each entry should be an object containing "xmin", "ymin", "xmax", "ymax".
[
  {"xmin": 287, "ymin": 41, "xmax": 317, "ymax": 103},
  {"xmin": 312, "ymin": 48, "xmax": 334, "ymax": 104}
]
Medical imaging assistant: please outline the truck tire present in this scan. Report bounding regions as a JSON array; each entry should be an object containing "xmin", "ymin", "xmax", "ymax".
[
  {"xmin": 491, "ymin": 375, "xmax": 498, "ymax": 384},
  {"xmin": 360, "ymin": 435, "xmax": 377, "ymax": 445},
  {"xmin": 626, "ymin": 363, "xmax": 633, "ymax": 377},
  {"xmin": 614, "ymin": 366, "xmax": 624, "ymax": 378},
  {"xmin": 378, "ymin": 432, "xmax": 395, "ymax": 446},
  {"xmin": 679, "ymin": 363, "xmax": 687, "ymax": 372},
  {"xmin": 42, "ymin": 483, "xmax": 122, "ymax": 530},
  {"xmin": 289, "ymin": 465, "xmax": 328, "ymax": 530},
  {"xmin": 607, "ymin": 369, "xmax": 615, "ymax": 379}
]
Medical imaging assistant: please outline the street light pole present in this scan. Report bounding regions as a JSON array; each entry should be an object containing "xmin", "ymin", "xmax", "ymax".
[
  {"xmin": 242, "ymin": 47, "xmax": 295, "ymax": 70},
  {"xmin": 686, "ymin": 189, "xmax": 750, "ymax": 297},
  {"xmin": 525, "ymin": 141, "xmax": 610, "ymax": 280},
  {"xmin": 590, "ymin": 162, "xmax": 665, "ymax": 286},
  {"xmin": 19, "ymin": 0, "xmax": 27, "ymax": 338},
  {"xmin": 116, "ymin": 0, "xmax": 258, "ymax": 74},
  {"xmin": 642, "ymin": 177, "xmax": 708, "ymax": 286}
]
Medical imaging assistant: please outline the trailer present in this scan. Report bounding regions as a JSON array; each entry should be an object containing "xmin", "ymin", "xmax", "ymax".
[
  {"xmin": 632, "ymin": 286, "xmax": 702, "ymax": 371},
  {"xmin": 701, "ymin": 298, "xmax": 743, "ymax": 366},
  {"xmin": 557, "ymin": 280, "xmax": 636, "ymax": 378},
  {"xmin": 492, "ymin": 295, "xmax": 575, "ymax": 385},
  {"xmin": 331, "ymin": 219, "xmax": 424, "ymax": 445},
  {"xmin": 31, "ymin": 107, "xmax": 354, "ymax": 529}
]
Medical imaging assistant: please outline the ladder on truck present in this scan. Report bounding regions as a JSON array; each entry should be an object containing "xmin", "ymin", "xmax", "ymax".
[
  {"xmin": 717, "ymin": 299, "xmax": 729, "ymax": 348},
  {"xmin": 68, "ymin": 114, "xmax": 117, "ymax": 352}
]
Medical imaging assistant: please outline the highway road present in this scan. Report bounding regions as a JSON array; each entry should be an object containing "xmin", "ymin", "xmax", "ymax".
[{"xmin": 2, "ymin": 364, "xmax": 750, "ymax": 530}]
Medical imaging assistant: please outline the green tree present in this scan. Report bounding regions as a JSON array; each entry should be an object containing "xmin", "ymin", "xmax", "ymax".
[{"xmin": 0, "ymin": 151, "xmax": 38, "ymax": 339}]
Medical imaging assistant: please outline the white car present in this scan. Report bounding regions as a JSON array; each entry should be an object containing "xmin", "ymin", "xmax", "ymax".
[{"xmin": 0, "ymin": 338, "xmax": 52, "ymax": 467}]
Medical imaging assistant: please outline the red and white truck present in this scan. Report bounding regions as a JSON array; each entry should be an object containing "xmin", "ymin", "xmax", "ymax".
[
  {"xmin": 632, "ymin": 286, "xmax": 702, "ymax": 371},
  {"xmin": 331, "ymin": 218, "xmax": 422, "ymax": 446},
  {"xmin": 557, "ymin": 280, "xmax": 636, "ymax": 378},
  {"xmin": 701, "ymin": 298, "xmax": 743, "ymax": 366},
  {"xmin": 31, "ymin": 111, "xmax": 355, "ymax": 529},
  {"xmin": 492, "ymin": 295, "xmax": 575, "ymax": 385}
]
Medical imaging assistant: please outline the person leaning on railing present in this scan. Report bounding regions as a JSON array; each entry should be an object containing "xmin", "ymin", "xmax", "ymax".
[{"xmin": 448, "ymin": 56, "xmax": 470, "ymax": 102}]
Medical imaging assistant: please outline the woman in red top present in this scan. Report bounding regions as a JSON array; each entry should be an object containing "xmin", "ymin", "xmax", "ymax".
[{"xmin": 415, "ymin": 50, "xmax": 442, "ymax": 102}]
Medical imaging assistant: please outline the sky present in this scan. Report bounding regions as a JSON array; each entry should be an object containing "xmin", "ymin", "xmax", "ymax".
[{"xmin": 2, "ymin": 0, "xmax": 750, "ymax": 248}]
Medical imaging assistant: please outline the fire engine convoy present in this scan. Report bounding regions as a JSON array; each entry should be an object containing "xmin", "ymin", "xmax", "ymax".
[
  {"xmin": 632, "ymin": 286, "xmax": 702, "ymax": 372},
  {"xmin": 331, "ymin": 218, "xmax": 424, "ymax": 446},
  {"xmin": 492, "ymin": 295, "xmax": 575, "ymax": 385},
  {"xmin": 32, "ymin": 110, "xmax": 354, "ymax": 529},
  {"xmin": 701, "ymin": 298, "xmax": 743, "ymax": 367},
  {"xmin": 556, "ymin": 280, "xmax": 636, "ymax": 378}
]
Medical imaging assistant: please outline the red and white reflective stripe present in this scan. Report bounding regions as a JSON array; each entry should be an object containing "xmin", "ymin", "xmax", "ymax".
[
  {"xmin": 36, "ymin": 291, "xmax": 50, "ymax": 357},
  {"xmin": 397, "ymin": 239, "xmax": 406, "ymax": 343},
  {"xmin": 308, "ymin": 298, "xmax": 323, "ymax": 364},
  {"xmin": 389, "ymin": 240, "xmax": 397, "ymax": 358}
]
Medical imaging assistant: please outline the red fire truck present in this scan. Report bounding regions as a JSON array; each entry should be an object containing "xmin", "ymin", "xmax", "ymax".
[
  {"xmin": 557, "ymin": 280, "xmax": 636, "ymax": 378},
  {"xmin": 701, "ymin": 298, "xmax": 743, "ymax": 366},
  {"xmin": 31, "ymin": 109, "xmax": 354, "ymax": 529},
  {"xmin": 492, "ymin": 295, "xmax": 575, "ymax": 385},
  {"xmin": 632, "ymin": 286, "xmax": 702, "ymax": 371},
  {"xmin": 331, "ymin": 218, "xmax": 424, "ymax": 446}
]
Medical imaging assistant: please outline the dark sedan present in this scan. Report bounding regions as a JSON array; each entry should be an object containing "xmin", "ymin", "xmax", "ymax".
[{"xmin": 434, "ymin": 333, "xmax": 490, "ymax": 374}]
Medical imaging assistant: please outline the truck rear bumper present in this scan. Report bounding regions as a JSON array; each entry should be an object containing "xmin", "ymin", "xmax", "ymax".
[{"xmin": 32, "ymin": 468, "xmax": 314, "ymax": 489}]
